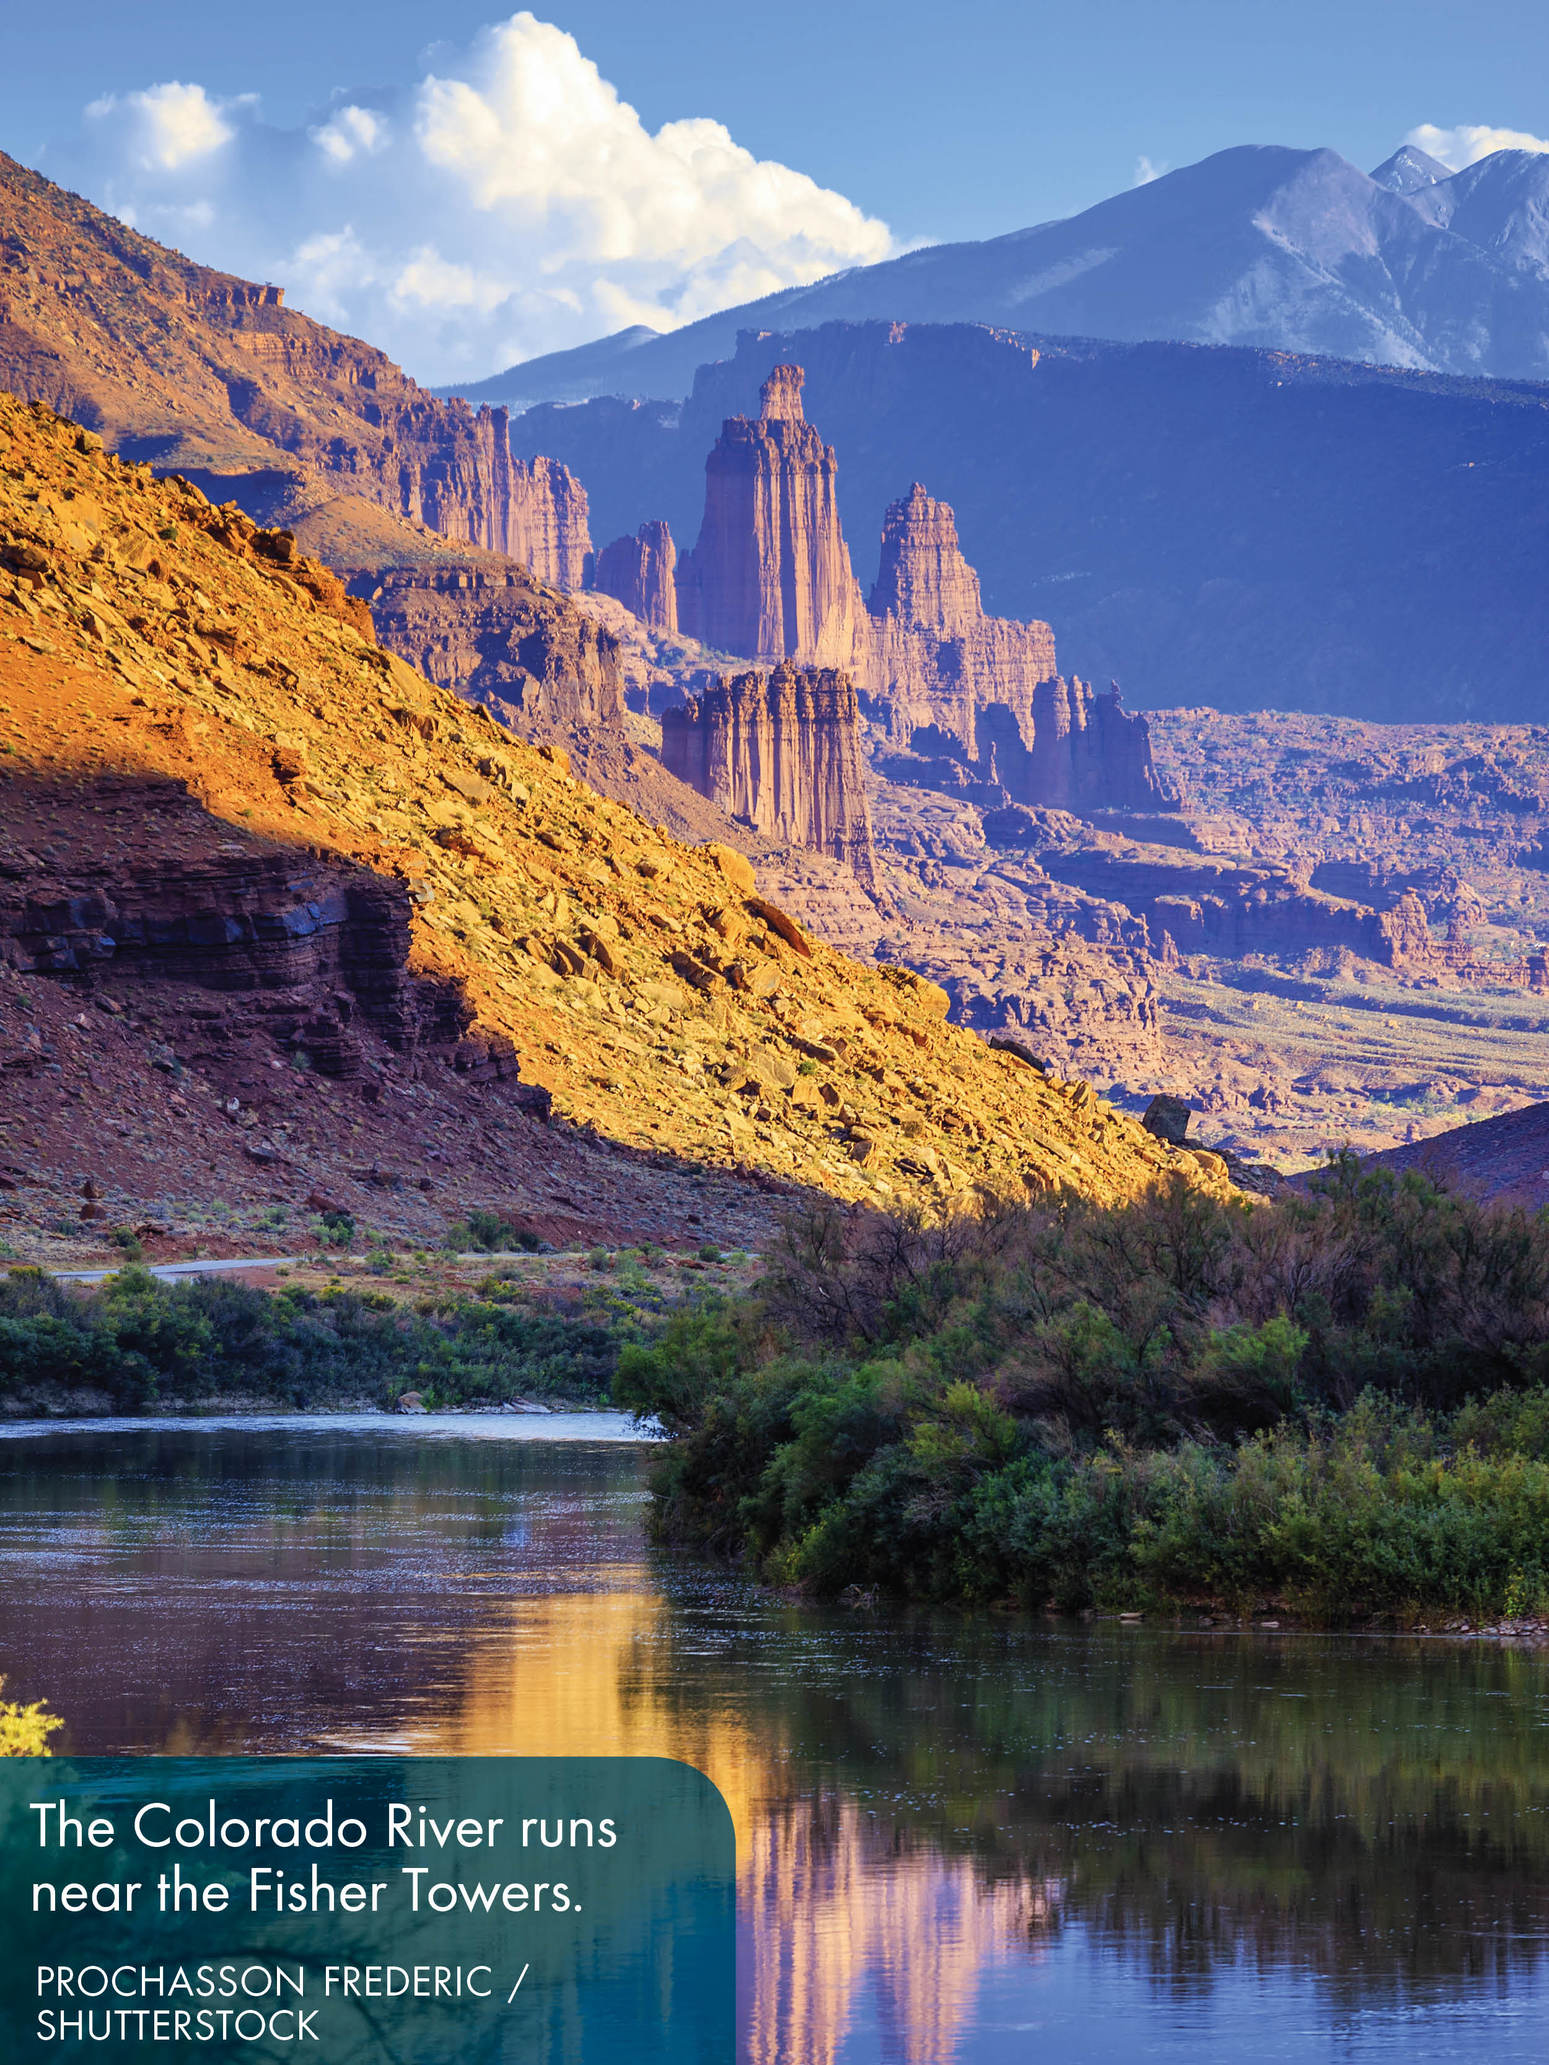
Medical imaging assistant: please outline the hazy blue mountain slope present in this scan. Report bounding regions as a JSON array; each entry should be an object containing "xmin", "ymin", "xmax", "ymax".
[
  {"xmin": 510, "ymin": 321, "xmax": 1549, "ymax": 723},
  {"xmin": 454, "ymin": 146, "xmax": 1549, "ymax": 408}
]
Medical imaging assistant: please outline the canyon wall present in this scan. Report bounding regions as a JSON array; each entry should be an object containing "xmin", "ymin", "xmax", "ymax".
[
  {"xmin": 593, "ymin": 519, "xmax": 678, "ymax": 631},
  {"xmin": 0, "ymin": 149, "xmax": 590, "ymax": 591},
  {"xmin": 366, "ymin": 565, "xmax": 625, "ymax": 736},
  {"xmin": 216, "ymin": 355, "xmax": 594, "ymax": 589},
  {"xmin": 661, "ymin": 662, "xmax": 877, "ymax": 887}
]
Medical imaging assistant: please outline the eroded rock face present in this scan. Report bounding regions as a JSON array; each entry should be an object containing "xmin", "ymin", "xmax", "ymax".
[
  {"xmin": 366, "ymin": 565, "xmax": 624, "ymax": 737},
  {"xmin": 980, "ymin": 683, "xmax": 1177, "ymax": 814},
  {"xmin": 0, "ymin": 817, "xmax": 503, "ymax": 1081},
  {"xmin": 866, "ymin": 484, "xmax": 1057, "ymax": 750},
  {"xmin": 661, "ymin": 662, "xmax": 878, "ymax": 887},
  {"xmin": 592, "ymin": 520, "xmax": 678, "ymax": 632},
  {"xmin": 0, "ymin": 149, "xmax": 590, "ymax": 590},
  {"xmin": 676, "ymin": 366, "xmax": 867, "ymax": 667},
  {"xmin": 661, "ymin": 374, "xmax": 1168, "ymax": 827}
]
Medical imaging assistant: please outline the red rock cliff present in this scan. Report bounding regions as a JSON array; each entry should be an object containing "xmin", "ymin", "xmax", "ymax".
[
  {"xmin": 593, "ymin": 520, "xmax": 678, "ymax": 631},
  {"xmin": 0, "ymin": 150, "xmax": 590, "ymax": 590},
  {"xmin": 367, "ymin": 564, "xmax": 624, "ymax": 738},
  {"xmin": 661, "ymin": 661, "xmax": 877, "ymax": 887},
  {"xmin": 975, "ymin": 680, "xmax": 1176, "ymax": 813},
  {"xmin": 676, "ymin": 366, "xmax": 867, "ymax": 668}
]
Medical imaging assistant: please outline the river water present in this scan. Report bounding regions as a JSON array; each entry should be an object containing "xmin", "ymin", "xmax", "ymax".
[{"xmin": 2, "ymin": 1417, "xmax": 1548, "ymax": 2064}]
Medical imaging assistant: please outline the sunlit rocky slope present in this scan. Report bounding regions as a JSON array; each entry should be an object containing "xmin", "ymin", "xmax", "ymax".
[{"xmin": 0, "ymin": 392, "xmax": 1210, "ymax": 1256}]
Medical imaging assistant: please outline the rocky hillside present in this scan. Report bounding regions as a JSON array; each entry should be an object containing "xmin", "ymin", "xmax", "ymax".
[
  {"xmin": 1361, "ymin": 1100, "xmax": 1549, "ymax": 1207},
  {"xmin": 0, "ymin": 392, "xmax": 1209, "ymax": 1258}
]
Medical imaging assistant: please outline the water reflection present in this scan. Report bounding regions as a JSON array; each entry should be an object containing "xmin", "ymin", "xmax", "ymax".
[{"xmin": 2, "ymin": 1423, "xmax": 1548, "ymax": 2062}]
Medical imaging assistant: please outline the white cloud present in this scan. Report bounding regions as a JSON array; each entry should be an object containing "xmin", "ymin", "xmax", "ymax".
[
  {"xmin": 310, "ymin": 106, "xmax": 389, "ymax": 167},
  {"xmin": 1133, "ymin": 155, "xmax": 1168, "ymax": 186},
  {"xmin": 85, "ymin": 81, "xmax": 236, "ymax": 173},
  {"xmin": 47, "ymin": 11, "xmax": 895, "ymax": 383},
  {"xmin": 1405, "ymin": 122, "xmax": 1549, "ymax": 171}
]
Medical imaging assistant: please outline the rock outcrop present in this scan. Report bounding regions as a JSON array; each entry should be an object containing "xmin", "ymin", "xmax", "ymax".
[
  {"xmin": 676, "ymin": 366, "xmax": 866, "ymax": 667},
  {"xmin": 865, "ymin": 484, "xmax": 1057, "ymax": 751},
  {"xmin": 0, "ymin": 149, "xmax": 590, "ymax": 590},
  {"xmin": 365, "ymin": 564, "xmax": 625, "ymax": 738},
  {"xmin": 979, "ymin": 683, "xmax": 1176, "ymax": 814},
  {"xmin": 592, "ymin": 520, "xmax": 678, "ymax": 632},
  {"xmin": 661, "ymin": 663, "xmax": 877, "ymax": 887},
  {"xmin": 665, "ymin": 373, "xmax": 1169, "ymax": 820}
]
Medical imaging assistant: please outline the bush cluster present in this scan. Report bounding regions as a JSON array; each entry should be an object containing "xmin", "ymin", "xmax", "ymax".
[
  {"xmin": 616, "ymin": 1160, "xmax": 1549, "ymax": 1618},
  {"xmin": 0, "ymin": 1267, "xmax": 620, "ymax": 1410}
]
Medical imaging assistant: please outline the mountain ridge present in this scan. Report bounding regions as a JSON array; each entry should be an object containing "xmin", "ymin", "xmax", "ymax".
[{"xmin": 455, "ymin": 143, "xmax": 1549, "ymax": 407}]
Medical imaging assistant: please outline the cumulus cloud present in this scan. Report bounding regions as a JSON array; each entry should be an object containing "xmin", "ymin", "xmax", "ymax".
[
  {"xmin": 1405, "ymin": 121, "xmax": 1549, "ymax": 171},
  {"xmin": 84, "ymin": 81, "xmax": 238, "ymax": 173},
  {"xmin": 1133, "ymin": 155, "xmax": 1168, "ymax": 186},
  {"xmin": 45, "ymin": 11, "xmax": 895, "ymax": 384}
]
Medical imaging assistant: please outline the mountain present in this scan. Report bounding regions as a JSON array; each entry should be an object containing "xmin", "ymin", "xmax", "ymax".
[
  {"xmin": 507, "ymin": 318, "xmax": 1549, "ymax": 724},
  {"xmin": 456, "ymin": 144, "xmax": 1549, "ymax": 408},
  {"xmin": 1369, "ymin": 145, "xmax": 1451, "ymax": 196}
]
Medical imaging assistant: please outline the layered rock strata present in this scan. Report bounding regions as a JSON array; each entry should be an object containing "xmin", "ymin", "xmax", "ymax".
[
  {"xmin": 592, "ymin": 520, "xmax": 678, "ymax": 632},
  {"xmin": 0, "ymin": 149, "xmax": 590, "ymax": 589},
  {"xmin": 0, "ymin": 810, "xmax": 515, "ymax": 1085},
  {"xmin": 661, "ymin": 663, "xmax": 877, "ymax": 887},
  {"xmin": 365, "ymin": 565, "xmax": 625, "ymax": 737}
]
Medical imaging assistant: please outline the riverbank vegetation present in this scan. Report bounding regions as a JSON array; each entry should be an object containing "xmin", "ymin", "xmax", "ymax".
[
  {"xmin": 617, "ymin": 1160, "xmax": 1549, "ymax": 1621},
  {"xmin": 0, "ymin": 1266, "xmax": 626, "ymax": 1410}
]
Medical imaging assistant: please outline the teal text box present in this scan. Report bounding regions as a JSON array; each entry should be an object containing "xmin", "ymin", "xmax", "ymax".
[{"xmin": 0, "ymin": 1756, "xmax": 734, "ymax": 2062}]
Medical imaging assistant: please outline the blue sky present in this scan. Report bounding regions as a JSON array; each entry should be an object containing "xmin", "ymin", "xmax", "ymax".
[
  {"xmin": 5, "ymin": 0, "xmax": 1541, "ymax": 241},
  {"xmin": 2, "ymin": 1, "xmax": 1543, "ymax": 377}
]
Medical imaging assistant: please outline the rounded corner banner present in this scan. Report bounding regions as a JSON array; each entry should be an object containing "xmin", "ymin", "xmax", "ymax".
[{"xmin": 0, "ymin": 1754, "xmax": 736, "ymax": 2062}]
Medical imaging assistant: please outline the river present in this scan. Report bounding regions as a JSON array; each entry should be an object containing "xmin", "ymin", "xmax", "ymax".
[{"xmin": 2, "ymin": 1417, "xmax": 1547, "ymax": 2064}]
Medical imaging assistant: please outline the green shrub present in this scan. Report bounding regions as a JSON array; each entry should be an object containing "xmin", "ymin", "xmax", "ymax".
[
  {"xmin": 450, "ymin": 1209, "xmax": 541, "ymax": 1254},
  {"xmin": 0, "ymin": 1268, "xmax": 626, "ymax": 1410},
  {"xmin": 639, "ymin": 1169, "xmax": 1549, "ymax": 1618}
]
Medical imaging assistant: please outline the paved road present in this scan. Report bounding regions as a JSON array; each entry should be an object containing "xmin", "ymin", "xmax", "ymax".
[{"xmin": 52, "ymin": 1256, "xmax": 304, "ymax": 1285}]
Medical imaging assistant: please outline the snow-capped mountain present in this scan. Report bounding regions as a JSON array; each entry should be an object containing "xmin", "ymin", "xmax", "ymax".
[{"xmin": 452, "ymin": 144, "xmax": 1549, "ymax": 406}]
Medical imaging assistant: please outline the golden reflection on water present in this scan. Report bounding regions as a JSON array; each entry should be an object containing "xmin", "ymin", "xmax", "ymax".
[{"xmin": 398, "ymin": 1577, "xmax": 1048, "ymax": 2065}]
